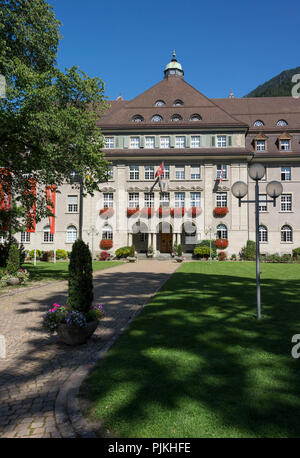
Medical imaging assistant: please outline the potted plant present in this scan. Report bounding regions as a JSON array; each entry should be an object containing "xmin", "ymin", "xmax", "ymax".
[
  {"xmin": 175, "ymin": 244, "xmax": 184, "ymax": 262},
  {"xmin": 127, "ymin": 244, "xmax": 137, "ymax": 262},
  {"xmin": 213, "ymin": 207, "xmax": 229, "ymax": 217},
  {"xmin": 218, "ymin": 251, "xmax": 227, "ymax": 261},
  {"xmin": 171, "ymin": 207, "xmax": 185, "ymax": 217},
  {"xmin": 43, "ymin": 240, "xmax": 104, "ymax": 345},
  {"xmin": 147, "ymin": 246, "xmax": 154, "ymax": 258}
]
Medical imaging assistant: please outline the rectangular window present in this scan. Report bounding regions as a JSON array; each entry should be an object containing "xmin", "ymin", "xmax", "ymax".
[
  {"xmin": 190, "ymin": 192, "xmax": 201, "ymax": 207},
  {"xmin": 160, "ymin": 136, "xmax": 170, "ymax": 148},
  {"xmin": 44, "ymin": 231, "xmax": 54, "ymax": 243},
  {"xmin": 105, "ymin": 137, "xmax": 115, "ymax": 149},
  {"xmin": 21, "ymin": 232, "xmax": 30, "ymax": 243},
  {"xmin": 190, "ymin": 165, "xmax": 200, "ymax": 180},
  {"xmin": 130, "ymin": 137, "xmax": 140, "ymax": 149},
  {"xmin": 67, "ymin": 195, "xmax": 78, "ymax": 213},
  {"xmin": 175, "ymin": 136, "xmax": 186, "ymax": 148},
  {"xmin": 145, "ymin": 136, "xmax": 155, "ymax": 148},
  {"xmin": 216, "ymin": 193, "xmax": 227, "ymax": 207},
  {"xmin": 175, "ymin": 192, "xmax": 185, "ymax": 208},
  {"xmin": 280, "ymin": 139, "xmax": 291, "ymax": 151},
  {"xmin": 128, "ymin": 193, "xmax": 139, "ymax": 208},
  {"xmin": 217, "ymin": 136, "xmax": 227, "ymax": 148},
  {"xmin": 175, "ymin": 166, "xmax": 185, "ymax": 180},
  {"xmin": 108, "ymin": 165, "xmax": 114, "ymax": 179},
  {"xmin": 129, "ymin": 165, "xmax": 139, "ymax": 180},
  {"xmin": 281, "ymin": 194, "xmax": 292, "ymax": 212},
  {"xmin": 258, "ymin": 194, "xmax": 267, "ymax": 212},
  {"xmin": 159, "ymin": 192, "xmax": 170, "ymax": 206},
  {"xmin": 191, "ymin": 136, "xmax": 201, "ymax": 148},
  {"xmin": 103, "ymin": 193, "xmax": 113, "ymax": 208},
  {"xmin": 256, "ymin": 140, "xmax": 266, "ymax": 151},
  {"xmin": 216, "ymin": 164, "xmax": 227, "ymax": 179},
  {"xmin": 144, "ymin": 193, "xmax": 154, "ymax": 207},
  {"xmin": 281, "ymin": 166, "xmax": 291, "ymax": 181},
  {"xmin": 162, "ymin": 165, "xmax": 170, "ymax": 179},
  {"xmin": 145, "ymin": 166, "xmax": 155, "ymax": 180}
]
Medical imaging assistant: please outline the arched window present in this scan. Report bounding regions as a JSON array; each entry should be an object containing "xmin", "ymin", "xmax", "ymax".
[
  {"xmin": 259, "ymin": 225, "xmax": 268, "ymax": 242},
  {"xmin": 171, "ymin": 114, "xmax": 182, "ymax": 122},
  {"xmin": 43, "ymin": 225, "xmax": 54, "ymax": 243},
  {"xmin": 281, "ymin": 225, "xmax": 292, "ymax": 242},
  {"xmin": 151, "ymin": 114, "xmax": 163, "ymax": 122},
  {"xmin": 132, "ymin": 115, "xmax": 144, "ymax": 122},
  {"xmin": 66, "ymin": 225, "xmax": 77, "ymax": 243},
  {"xmin": 216, "ymin": 224, "xmax": 227, "ymax": 239},
  {"xmin": 277, "ymin": 119, "xmax": 288, "ymax": 127},
  {"xmin": 173, "ymin": 99, "xmax": 184, "ymax": 106},
  {"xmin": 155, "ymin": 100, "xmax": 165, "ymax": 107},
  {"xmin": 253, "ymin": 120, "xmax": 264, "ymax": 127},
  {"xmin": 190, "ymin": 114, "xmax": 202, "ymax": 121},
  {"xmin": 102, "ymin": 224, "xmax": 113, "ymax": 240}
]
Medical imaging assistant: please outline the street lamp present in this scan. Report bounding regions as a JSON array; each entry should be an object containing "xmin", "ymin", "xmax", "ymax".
[
  {"xmin": 231, "ymin": 163, "xmax": 283, "ymax": 319},
  {"xmin": 204, "ymin": 226, "xmax": 214, "ymax": 263},
  {"xmin": 70, "ymin": 171, "xmax": 83, "ymax": 240},
  {"xmin": 87, "ymin": 225, "xmax": 99, "ymax": 260}
]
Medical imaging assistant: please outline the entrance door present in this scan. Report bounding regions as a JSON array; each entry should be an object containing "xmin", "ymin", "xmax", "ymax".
[{"xmin": 160, "ymin": 233, "xmax": 172, "ymax": 253}]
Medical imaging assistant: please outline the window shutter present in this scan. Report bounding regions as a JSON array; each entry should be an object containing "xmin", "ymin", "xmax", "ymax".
[
  {"xmin": 115, "ymin": 137, "xmax": 119, "ymax": 148},
  {"xmin": 140, "ymin": 136, "xmax": 145, "ymax": 148},
  {"xmin": 170, "ymin": 135, "xmax": 175, "ymax": 148},
  {"xmin": 124, "ymin": 136, "xmax": 129, "ymax": 148},
  {"xmin": 154, "ymin": 136, "xmax": 159, "ymax": 148},
  {"xmin": 186, "ymin": 136, "xmax": 190, "ymax": 148},
  {"xmin": 228, "ymin": 135, "xmax": 232, "ymax": 147},
  {"xmin": 211, "ymin": 136, "xmax": 215, "ymax": 147}
]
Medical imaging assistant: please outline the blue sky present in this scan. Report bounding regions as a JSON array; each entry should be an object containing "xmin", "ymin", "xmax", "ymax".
[{"xmin": 49, "ymin": 0, "xmax": 300, "ymax": 100}]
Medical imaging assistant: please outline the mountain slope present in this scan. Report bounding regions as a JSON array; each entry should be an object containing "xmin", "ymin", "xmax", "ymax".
[{"xmin": 245, "ymin": 66, "xmax": 300, "ymax": 98}]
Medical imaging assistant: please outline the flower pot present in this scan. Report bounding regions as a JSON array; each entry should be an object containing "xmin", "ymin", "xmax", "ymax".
[
  {"xmin": 57, "ymin": 320, "xmax": 98, "ymax": 346},
  {"xmin": 127, "ymin": 256, "xmax": 137, "ymax": 262},
  {"xmin": 175, "ymin": 256, "xmax": 184, "ymax": 263},
  {"xmin": 7, "ymin": 277, "xmax": 21, "ymax": 286}
]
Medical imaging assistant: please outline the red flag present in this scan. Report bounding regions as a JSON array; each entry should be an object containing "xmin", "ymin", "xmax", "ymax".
[
  {"xmin": 155, "ymin": 162, "xmax": 164, "ymax": 178},
  {"xmin": 26, "ymin": 179, "xmax": 37, "ymax": 233},
  {"xmin": 46, "ymin": 185, "xmax": 56, "ymax": 234},
  {"xmin": 219, "ymin": 166, "xmax": 224, "ymax": 184},
  {"xmin": 0, "ymin": 169, "xmax": 12, "ymax": 231}
]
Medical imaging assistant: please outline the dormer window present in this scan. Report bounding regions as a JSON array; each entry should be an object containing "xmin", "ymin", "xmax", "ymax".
[
  {"xmin": 280, "ymin": 139, "xmax": 291, "ymax": 151},
  {"xmin": 253, "ymin": 120, "xmax": 264, "ymax": 127},
  {"xmin": 173, "ymin": 99, "xmax": 184, "ymax": 106},
  {"xmin": 256, "ymin": 140, "xmax": 266, "ymax": 151},
  {"xmin": 132, "ymin": 115, "xmax": 144, "ymax": 122},
  {"xmin": 151, "ymin": 114, "xmax": 163, "ymax": 122},
  {"xmin": 190, "ymin": 114, "xmax": 202, "ymax": 121},
  {"xmin": 254, "ymin": 133, "xmax": 268, "ymax": 152},
  {"xmin": 171, "ymin": 114, "xmax": 182, "ymax": 122},
  {"xmin": 155, "ymin": 100, "xmax": 165, "ymax": 107},
  {"xmin": 277, "ymin": 119, "xmax": 288, "ymax": 127}
]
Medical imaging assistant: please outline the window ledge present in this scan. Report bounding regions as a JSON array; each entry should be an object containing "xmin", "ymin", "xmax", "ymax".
[
  {"xmin": 280, "ymin": 241, "xmax": 294, "ymax": 244},
  {"xmin": 278, "ymin": 211, "xmax": 294, "ymax": 213}
]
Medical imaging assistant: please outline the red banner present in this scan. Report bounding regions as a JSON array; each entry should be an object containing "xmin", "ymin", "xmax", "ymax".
[
  {"xmin": 46, "ymin": 185, "xmax": 56, "ymax": 234},
  {"xmin": 26, "ymin": 179, "xmax": 37, "ymax": 233},
  {"xmin": 0, "ymin": 169, "xmax": 12, "ymax": 231},
  {"xmin": 155, "ymin": 162, "xmax": 164, "ymax": 178}
]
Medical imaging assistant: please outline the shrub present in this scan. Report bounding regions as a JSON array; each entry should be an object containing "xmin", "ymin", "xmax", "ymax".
[
  {"xmin": 29, "ymin": 249, "xmax": 42, "ymax": 259},
  {"xmin": 129, "ymin": 244, "xmax": 136, "ymax": 257},
  {"xmin": 56, "ymin": 249, "xmax": 68, "ymax": 260},
  {"xmin": 240, "ymin": 240, "xmax": 256, "ymax": 261},
  {"xmin": 215, "ymin": 238, "xmax": 229, "ymax": 249},
  {"xmin": 99, "ymin": 251, "xmax": 110, "ymax": 261},
  {"xmin": 0, "ymin": 237, "xmax": 25, "ymax": 267},
  {"xmin": 231, "ymin": 254, "xmax": 237, "ymax": 260},
  {"xmin": 196, "ymin": 239, "xmax": 216, "ymax": 258},
  {"xmin": 41, "ymin": 251, "xmax": 49, "ymax": 262},
  {"xmin": 218, "ymin": 251, "xmax": 227, "ymax": 261},
  {"xmin": 100, "ymin": 239, "xmax": 113, "ymax": 250},
  {"xmin": 281, "ymin": 254, "xmax": 292, "ymax": 263},
  {"xmin": 177, "ymin": 244, "xmax": 183, "ymax": 257},
  {"xmin": 67, "ymin": 239, "xmax": 93, "ymax": 314},
  {"xmin": 194, "ymin": 246, "xmax": 210, "ymax": 258},
  {"xmin": 292, "ymin": 247, "xmax": 300, "ymax": 259},
  {"xmin": 115, "ymin": 246, "xmax": 131, "ymax": 258},
  {"xmin": 6, "ymin": 244, "xmax": 20, "ymax": 275}
]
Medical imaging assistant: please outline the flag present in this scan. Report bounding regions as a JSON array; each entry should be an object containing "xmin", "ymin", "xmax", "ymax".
[
  {"xmin": 46, "ymin": 185, "xmax": 56, "ymax": 234},
  {"xmin": 0, "ymin": 169, "xmax": 12, "ymax": 231},
  {"xmin": 155, "ymin": 162, "xmax": 164, "ymax": 178},
  {"xmin": 26, "ymin": 179, "xmax": 37, "ymax": 233},
  {"xmin": 219, "ymin": 166, "xmax": 224, "ymax": 183}
]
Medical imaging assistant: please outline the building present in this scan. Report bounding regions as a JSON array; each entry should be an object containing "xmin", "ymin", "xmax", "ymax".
[{"xmin": 17, "ymin": 52, "xmax": 300, "ymax": 257}]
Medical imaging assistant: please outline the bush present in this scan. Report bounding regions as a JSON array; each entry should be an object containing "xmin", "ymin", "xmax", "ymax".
[
  {"xmin": 281, "ymin": 254, "xmax": 292, "ymax": 263},
  {"xmin": 6, "ymin": 244, "xmax": 20, "ymax": 275},
  {"xmin": 240, "ymin": 240, "xmax": 256, "ymax": 261},
  {"xmin": 177, "ymin": 244, "xmax": 183, "ymax": 257},
  {"xmin": 67, "ymin": 240, "xmax": 93, "ymax": 314},
  {"xmin": 194, "ymin": 246, "xmax": 210, "ymax": 258},
  {"xmin": 129, "ymin": 245, "xmax": 136, "ymax": 257},
  {"xmin": 218, "ymin": 251, "xmax": 227, "ymax": 261},
  {"xmin": 115, "ymin": 246, "xmax": 131, "ymax": 258},
  {"xmin": 0, "ymin": 236, "xmax": 26, "ymax": 267},
  {"xmin": 99, "ymin": 251, "xmax": 110, "ymax": 261},
  {"xmin": 196, "ymin": 240, "xmax": 216, "ymax": 258},
  {"xmin": 56, "ymin": 249, "xmax": 68, "ymax": 260},
  {"xmin": 231, "ymin": 254, "xmax": 237, "ymax": 260},
  {"xmin": 292, "ymin": 247, "xmax": 300, "ymax": 259},
  {"xmin": 29, "ymin": 249, "xmax": 42, "ymax": 259}
]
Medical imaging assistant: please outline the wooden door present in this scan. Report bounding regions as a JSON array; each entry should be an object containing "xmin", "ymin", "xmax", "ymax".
[{"xmin": 160, "ymin": 233, "xmax": 172, "ymax": 253}]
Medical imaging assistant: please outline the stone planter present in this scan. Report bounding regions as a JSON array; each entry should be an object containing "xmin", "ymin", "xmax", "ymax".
[
  {"xmin": 57, "ymin": 320, "xmax": 98, "ymax": 346},
  {"xmin": 127, "ymin": 256, "xmax": 137, "ymax": 262},
  {"xmin": 7, "ymin": 277, "xmax": 21, "ymax": 286},
  {"xmin": 175, "ymin": 256, "xmax": 184, "ymax": 263}
]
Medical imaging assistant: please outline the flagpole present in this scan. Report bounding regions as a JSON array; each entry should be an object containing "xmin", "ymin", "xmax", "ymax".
[
  {"xmin": 53, "ymin": 189, "xmax": 56, "ymax": 263},
  {"xmin": 34, "ymin": 231, "xmax": 37, "ymax": 266}
]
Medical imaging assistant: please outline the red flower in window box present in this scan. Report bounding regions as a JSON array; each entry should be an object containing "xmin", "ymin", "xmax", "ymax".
[
  {"xmin": 140, "ymin": 207, "xmax": 154, "ymax": 218},
  {"xmin": 127, "ymin": 208, "xmax": 139, "ymax": 217},
  {"xmin": 100, "ymin": 239, "xmax": 113, "ymax": 250},
  {"xmin": 213, "ymin": 207, "xmax": 229, "ymax": 217},
  {"xmin": 157, "ymin": 207, "xmax": 171, "ymax": 217},
  {"xmin": 215, "ymin": 238, "xmax": 228, "ymax": 249},
  {"xmin": 171, "ymin": 207, "xmax": 185, "ymax": 217},
  {"xmin": 100, "ymin": 208, "xmax": 114, "ymax": 218},
  {"xmin": 188, "ymin": 207, "xmax": 202, "ymax": 217}
]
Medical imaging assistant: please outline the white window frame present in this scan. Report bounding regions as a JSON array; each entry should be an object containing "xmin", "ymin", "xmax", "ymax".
[
  {"xmin": 256, "ymin": 140, "xmax": 266, "ymax": 152},
  {"xmin": 280, "ymin": 139, "xmax": 291, "ymax": 151},
  {"xmin": 160, "ymin": 136, "xmax": 170, "ymax": 148},
  {"xmin": 216, "ymin": 164, "xmax": 227, "ymax": 179},
  {"xmin": 130, "ymin": 137, "xmax": 140, "ymax": 149},
  {"xmin": 175, "ymin": 166, "xmax": 185, "ymax": 180},
  {"xmin": 281, "ymin": 225, "xmax": 292, "ymax": 242},
  {"xmin": 259, "ymin": 225, "xmax": 268, "ymax": 242},
  {"xmin": 281, "ymin": 166, "xmax": 291, "ymax": 181},
  {"xmin": 43, "ymin": 226, "xmax": 54, "ymax": 243},
  {"xmin": 145, "ymin": 136, "xmax": 155, "ymax": 149},
  {"xmin": 102, "ymin": 225, "xmax": 113, "ymax": 240},
  {"xmin": 281, "ymin": 194, "xmax": 292, "ymax": 212},
  {"xmin": 258, "ymin": 194, "xmax": 267, "ymax": 212},
  {"xmin": 66, "ymin": 225, "xmax": 77, "ymax": 243},
  {"xmin": 175, "ymin": 192, "xmax": 185, "ymax": 208},
  {"xmin": 190, "ymin": 136, "xmax": 201, "ymax": 148},
  {"xmin": 105, "ymin": 137, "xmax": 115, "ymax": 149},
  {"xmin": 128, "ymin": 193, "xmax": 139, "ymax": 208},
  {"xmin": 190, "ymin": 165, "xmax": 200, "ymax": 180},
  {"xmin": 67, "ymin": 195, "xmax": 78, "ymax": 213},
  {"xmin": 144, "ymin": 193, "xmax": 154, "ymax": 208},
  {"xmin": 175, "ymin": 136, "xmax": 186, "ymax": 148},
  {"xmin": 162, "ymin": 165, "xmax": 170, "ymax": 179},
  {"xmin": 216, "ymin": 193, "xmax": 227, "ymax": 207},
  {"xmin": 103, "ymin": 193, "xmax": 113, "ymax": 208},
  {"xmin": 159, "ymin": 192, "xmax": 170, "ymax": 207},
  {"xmin": 216, "ymin": 224, "xmax": 228, "ymax": 239},
  {"xmin": 144, "ymin": 166, "xmax": 155, "ymax": 180},
  {"xmin": 129, "ymin": 165, "xmax": 139, "ymax": 180},
  {"xmin": 217, "ymin": 135, "xmax": 227, "ymax": 148},
  {"xmin": 190, "ymin": 192, "xmax": 201, "ymax": 207},
  {"xmin": 21, "ymin": 232, "xmax": 30, "ymax": 243}
]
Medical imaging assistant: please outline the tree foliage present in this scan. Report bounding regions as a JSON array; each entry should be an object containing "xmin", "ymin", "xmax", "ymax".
[
  {"xmin": 6, "ymin": 243, "xmax": 20, "ymax": 274},
  {"xmin": 0, "ymin": 0, "xmax": 111, "ymax": 232}
]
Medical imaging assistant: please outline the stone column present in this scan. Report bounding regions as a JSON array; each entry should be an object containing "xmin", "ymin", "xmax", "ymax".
[{"xmin": 153, "ymin": 233, "xmax": 157, "ymax": 252}]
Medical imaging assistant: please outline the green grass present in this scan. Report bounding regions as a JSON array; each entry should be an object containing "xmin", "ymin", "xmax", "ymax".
[{"xmin": 84, "ymin": 262, "xmax": 300, "ymax": 438}]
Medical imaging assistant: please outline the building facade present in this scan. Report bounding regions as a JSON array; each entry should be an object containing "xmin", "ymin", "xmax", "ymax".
[{"xmin": 17, "ymin": 53, "xmax": 300, "ymax": 257}]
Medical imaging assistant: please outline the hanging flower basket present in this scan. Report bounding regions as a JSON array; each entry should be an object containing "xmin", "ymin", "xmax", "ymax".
[
  {"xmin": 213, "ymin": 207, "xmax": 229, "ymax": 217},
  {"xmin": 171, "ymin": 207, "xmax": 185, "ymax": 217},
  {"xmin": 215, "ymin": 238, "xmax": 229, "ymax": 249},
  {"xmin": 99, "ymin": 208, "xmax": 114, "ymax": 218},
  {"xmin": 157, "ymin": 207, "xmax": 171, "ymax": 217},
  {"xmin": 188, "ymin": 207, "xmax": 202, "ymax": 217},
  {"xmin": 100, "ymin": 239, "xmax": 113, "ymax": 250},
  {"xmin": 140, "ymin": 207, "xmax": 154, "ymax": 218},
  {"xmin": 127, "ymin": 208, "xmax": 139, "ymax": 217}
]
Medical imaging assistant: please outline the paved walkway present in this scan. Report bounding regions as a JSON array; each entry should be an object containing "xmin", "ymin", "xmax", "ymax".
[{"xmin": 0, "ymin": 260, "xmax": 178, "ymax": 437}]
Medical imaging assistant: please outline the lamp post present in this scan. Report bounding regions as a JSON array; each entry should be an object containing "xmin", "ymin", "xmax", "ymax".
[
  {"xmin": 204, "ymin": 226, "xmax": 214, "ymax": 263},
  {"xmin": 87, "ymin": 225, "xmax": 99, "ymax": 260},
  {"xmin": 70, "ymin": 171, "xmax": 83, "ymax": 240},
  {"xmin": 231, "ymin": 163, "xmax": 283, "ymax": 319}
]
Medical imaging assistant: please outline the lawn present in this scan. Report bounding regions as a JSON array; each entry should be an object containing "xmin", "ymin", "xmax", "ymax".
[{"xmin": 83, "ymin": 262, "xmax": 300, "ymax": 438}]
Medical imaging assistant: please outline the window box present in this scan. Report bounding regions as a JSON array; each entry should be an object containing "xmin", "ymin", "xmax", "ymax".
[
  {"xmin": 215, "ymin": 238, "xmax": 229, "ymax": 249},
  {"xmin": 100, "ymin": 239, "xmax": 113, "ymax": 250},
  {"xmin": 213, "ymin": 207, "xmax": 229, "ymax": 217},
  {"xmin": 171, "ymin": 207, "xmax": 185, "ymax": 217},
  {"xmin": 127, "ymin": 208, "xmax": 139, "ymax": 217},
  {"xmin": 140, "ymin": 207, "xmax": 154, "ymax": 218},
  {"xmin": 187, "ymin": 207, "xmax": 202, "ymax": 217},
  {"xmin": 99, "ymin": 208, "xmax": 114, "ymax": 218}
]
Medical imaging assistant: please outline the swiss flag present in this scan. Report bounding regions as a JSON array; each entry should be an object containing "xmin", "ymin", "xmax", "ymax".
[{"xmin": 155, "ymin": 162, "xmax": 164, "ymax": 178}]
